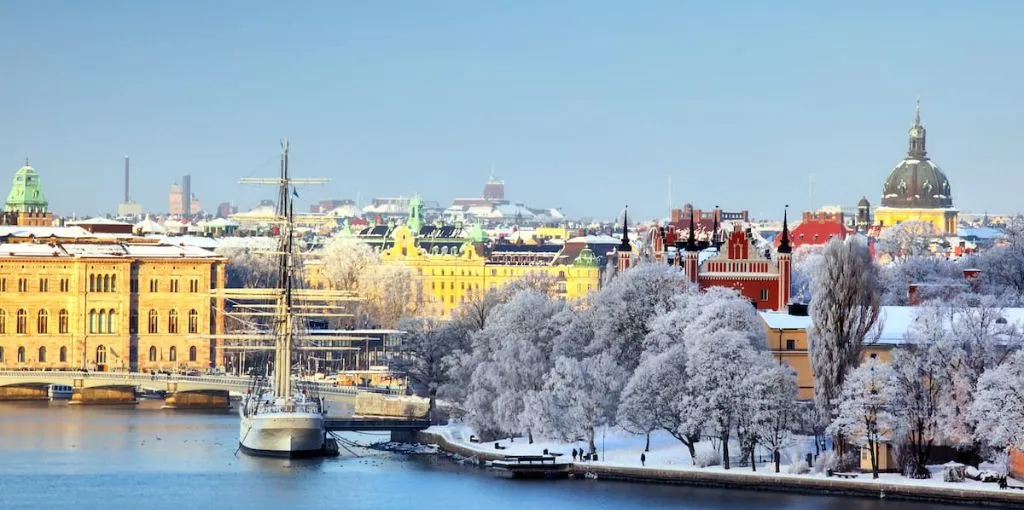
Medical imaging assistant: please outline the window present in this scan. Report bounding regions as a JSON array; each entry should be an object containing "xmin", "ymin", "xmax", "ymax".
[
  {"xmin": 0, "ymin": 346, "xmax": 3, "ymax": 362},
  {"xmin": 95, "ymin": 345, "xmax": 106, "ymax": 365},
  {"xmin": 110, "ymin": 275, "xmax": 116, "ymax": 292},
  {"xmin": 89, "ymin": 274, "xmax": 95, "ymax": 292},
  {"xmin": 0, "ymin": 278, "xmax": 6, "ymax": 292},
  {"xmin": 168, "ymin": 310, "xmax": 179, "ymax": 334},
  {"xmin": 37, "ymin": 309, "xmax": 48, "ymax": 334},
  {"xmin": 98, "ymin": 310, "xmax": 107, "ymax": 333},
  {"xmin": 188, "ymin": 309, "xmax": 199, "ymax": 334},
  {"xmin": 38, "ymin": 346, "xmax": 46, "ymax": 363},
  {"xmin": 786, "ymin": 339, "xmax": 796, "ymax": 351},
  {"xmin": 0, "ymin": 310, "xmax": 6, "ymax": 334},
  {"xmin": 59, "ymin": 309, "xmax": 69, "ymax": 334},
  {"xmin": 188, "ymin": 346, "xmax": 197, "ymax": 362},
  {"xmin": 148, "ymin": 310, "xmax": 159, "ymax": 334},
  {"xmin": 38, "ymin": 278, "xmax": 48, "ymax": 292},
  {"xmin": 759, "ymin": 289, "xmax": 769, "ymax": 301},
  {"xmin": 17, "ymin": 346, "xmax": 26, "ymax": 363},
  {"xmin": 129, "ymin": 310, "xmax": 138, "ymax": 334},
  {"xmin": 59, "ymin": 346, "xmax": 67, "ymax": 363},
  {"xmin": 189, "ymin": 279, "xmax": 198, "ymax": 293},
  {"xmin": 102, "ymin": 275, "xmax": 110, "ymax": 292},
  {"xmin": 107, "ymin": 309, "xmax": 115, "ymax": 333},
  {"xmin": 16, "ymin": 309, "xmax": 27, "ymax": 334},
  {"xmin": 169, "ymin": 346, "xmax": 177, "ymax": 362},
  {"xmin": 170, "ymin": 280, "xmax": 179, "ymax": 293},
  {"xmin": 18, "ymin": 278, "xmax": 27, "ymax": 292},
  {"xmin": 60, "ymin": 278, "xmax": 70, "ymax": 292},
  {"xmin": 89, "ymin": 309, "xmax": 97, "ymax": 333},
  {"xmin": 149, "ymin": 279, "xmax": 158, "ymax": 292},
  {"xmin": 148, "ymin": 346, "xmax": 157, "ymax": 362}
]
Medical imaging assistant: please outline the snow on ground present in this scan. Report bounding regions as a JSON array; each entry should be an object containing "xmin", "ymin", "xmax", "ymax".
[{"xmin": 425, "ymin": 424, "xmax": 1022, "ymax": 493}]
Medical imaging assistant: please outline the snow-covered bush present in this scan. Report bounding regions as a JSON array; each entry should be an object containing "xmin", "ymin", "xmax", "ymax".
[
  {"xmin": 788, "ymin": 460, "xmax": 810, "ymax": 475},
  {"xmin": 813, "ymin": 451, "xmax": 837, "ymax": 473},
  {"xmin": 695, "ymin": 449, "xmax": 721, "ymax": 468}
]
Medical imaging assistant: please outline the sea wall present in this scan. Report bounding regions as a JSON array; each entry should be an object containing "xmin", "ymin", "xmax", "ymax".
[{"xmin": 355, "ymin": 393, "xmax": 429, "ymax": 418}]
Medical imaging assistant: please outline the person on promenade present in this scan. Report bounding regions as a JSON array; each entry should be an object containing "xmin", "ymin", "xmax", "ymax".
[
  {"xmin": 641, "ymin": 453, "xmax": 646, "ymax": 467},
  {"xmin": 572, "ymin": 448, "xmax": 577, "ymax": 461}
]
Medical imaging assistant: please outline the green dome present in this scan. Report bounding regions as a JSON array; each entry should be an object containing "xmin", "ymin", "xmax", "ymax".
[{"xmin": 5, "ymin": 163, "xmax": 48, "ymax": 214}]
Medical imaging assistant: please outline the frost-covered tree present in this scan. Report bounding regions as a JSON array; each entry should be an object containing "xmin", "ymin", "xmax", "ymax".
[
  {"xmin": 533, "ymin": 352, "xmax": 624, "ymax": 455},
  {"xmin": 216, "ymin": 245, "xmax": 278, "ymax": 288},
  {"xmin": 456, "ymin": 272, "xmax": 557, "ymax": 330},
  {"xmin": 890, "ymin": 335, "xmax": 945, "ymax": 478},
  {"xmin": 618, "ymin": 344, "xmax": 701, "ymax": 458},
  {"xmin": 319, "ymin": 235, "xmax": 379, "ymax": 291},
  {"xmin": 394, "ymin": 317, "xmax": 471, "ymax": 421},
  {"xmin": 968, "ymin": 350, "xmax": 1024, "ymax": 454},
  {"xmin": 754, "ymin": 364, "xmax": 800, "ymax": 473},
  {"xmin": 876, "ymin": 221, "xmax": 938, "ymax": 263},
  {"xmin": 970, "ymin": 218, "xmax": 1024, "ymax": 301},
  {"xmin": 879, "ymin": 256, "xmax": 963, "ymax": 306},
  {"xmin": 357, "ymin": 264, "xmax": 424, "ymax": 328},
  {"xmin": 790, "ymin": 244, "xmax": 825, "ymax": 304},
  {"xmin": 463, "ymin": 290, "xmax": 565, "ymax": 441},
  {"xmin": 687, "ymin": 329, "xmax": 768, "ymax": 470},
  {"xmin": 828, "ymin": 358, "xmax": 895, "ymax": 479},
  {"xmin": 809, "ymin": 236, "xmax": 881, "ymax": 443}
]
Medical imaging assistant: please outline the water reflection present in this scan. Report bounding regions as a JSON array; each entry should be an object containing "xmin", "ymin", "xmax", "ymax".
[{"xmin": 0, "ymin": 402, "xmax": 964, "ymax": 510}]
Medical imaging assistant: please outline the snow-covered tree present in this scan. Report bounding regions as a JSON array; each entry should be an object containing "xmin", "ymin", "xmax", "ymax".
[
  {"xmin": 687, "ymin": 329, "xmax": 768, "ymax": 470},
  {"xmin": 534, "ymin": 352, "xmax": 624, "ymax": 454},
  {"xmin": 879, "ymin": 256, "xmax": 964, "ymax": 306},
  {"xmin": 357, "ymin": 264, "xmax": 424, "ymax": 328},
  {"xmin": 890, "ymin": 335, "xmax": 945, "ymax": 478},
  {"xmin": 456, "ymin": 272, "xmax": 557, "ymax": 330},
  {"xmin": 216, "ymin": 245, "xmax": 278, "ymax": 288},
  {"xmin": 790, "ymin": 244, "xmax": 825, "ymax": 304},
  {"xmin": 970, "ymin": 217, "xmax": 1024, "ymax": 300},
  {"xmin": 618, "ymin": 344, "xmax": 701, "ymax": 458},
  {"xmin": 968, "ymin": 350, "xmax": 1024, "ymax": 453},
  {"xmin": 754, "ymin": 364, "xmax": 800, "ymax": 473},
  {"xmin": 463, "ymin": 290, "xmax": 565, "ymax": 441},
  {"xmin": 809, "ymin": 236, "xmax": 882, "ymax": 443},
  {"xmin": 876, "ymin": 220, "xmax": 938, "ymax": 263},
  {"xmin": 827, "ymin": 358, "xmax": 895, "ymax": 479},
  {"xmin": 394, "ymin": 317, "xmax": 471, "ymax": 421},
  {"xmin": 319, "ymin": 235, "xmax": 378, "ymax": 291}
]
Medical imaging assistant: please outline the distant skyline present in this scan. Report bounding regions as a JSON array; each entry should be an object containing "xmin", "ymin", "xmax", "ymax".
[{"xmin": 4, "ymin": 1, "xmax": 1023, "ymax": 221}]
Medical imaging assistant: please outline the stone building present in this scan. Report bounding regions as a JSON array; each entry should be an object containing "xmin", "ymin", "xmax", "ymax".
[{"xmin": 874, "ymin": 99, "xmax": 959, "ymax": 235}]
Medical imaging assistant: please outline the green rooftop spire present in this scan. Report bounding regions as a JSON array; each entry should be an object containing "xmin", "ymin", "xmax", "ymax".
[
  {"xmin": 5, "ymin": 161, "xmax": 48, "ymax": 214},
  {"xmin": 407, "ymin": 194, "xmax": 424, "ymax": 234}
]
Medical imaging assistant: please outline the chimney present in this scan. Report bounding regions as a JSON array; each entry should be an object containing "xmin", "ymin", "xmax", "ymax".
[{"xmin": 787, "ymin": 303, "xmax": 809, "ymax": 316}]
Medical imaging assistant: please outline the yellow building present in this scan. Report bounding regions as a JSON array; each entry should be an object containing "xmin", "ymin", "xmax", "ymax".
[
  {"xmin": 874, "ymin": 100, "xmax": 958, "ymax": 235},
  {"xmin": 0, "ymin": 226, "xmax": 227, "ymax": 372}
]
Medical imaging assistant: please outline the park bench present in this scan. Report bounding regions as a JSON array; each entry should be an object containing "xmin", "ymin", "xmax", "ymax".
[
  {"xmin": 468, "ymin": 435, "xmax": 479, "ymax": 443},
  {"xmin": 831, "ymin": 472, "xmax": 859, "ymax": 479}
]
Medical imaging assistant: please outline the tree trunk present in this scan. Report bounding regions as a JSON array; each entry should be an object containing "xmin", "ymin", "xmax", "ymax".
[
  {"xmin": 645, "ymin": 431, "xmax": 650, "ymax": 453},
  {"xmin": 587, "ymin": 427, "xmax": 597, "ymax": 456},
  {"xmin": 750, "ymin": 447, "xmax": 756, "ymax": 472},
  {"xmin": 722, "ymin": 433, "xmax": 731, "ymax": 470},
  {"xmin": 527, "ymin": 428, "xmax": 534, "ymax": 444},
  {"xmin": 428, "ymin": 388, "xmax": 437, "ymax": 424},
  {"xmin": 774, "ymin": 450, "xmax": 781, "ymax": 473},
  {"xmin": 869, "ymin": 439, "xmax": 878, "ymax": 479}
]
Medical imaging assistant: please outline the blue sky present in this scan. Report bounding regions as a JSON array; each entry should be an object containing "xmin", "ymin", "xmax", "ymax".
[{"xmin": 3, "ymin": 1, "xmax": 1022, "ymax": 221}]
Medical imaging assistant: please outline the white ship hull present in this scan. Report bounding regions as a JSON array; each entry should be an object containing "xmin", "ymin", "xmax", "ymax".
[{"xmin": 239, "ymin": 407, "xmax": 326, "ymax": 457}]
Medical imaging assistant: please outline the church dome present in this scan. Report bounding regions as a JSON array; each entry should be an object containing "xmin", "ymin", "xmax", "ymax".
[{"xmin": 880, "ymin": 100, "xmax": 953, "ymax": 209}]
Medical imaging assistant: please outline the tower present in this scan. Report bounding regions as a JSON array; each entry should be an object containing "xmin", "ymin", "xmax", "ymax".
[
  {"xmin": 776, "ymin": 205, "xmax": 793, "ymax": 309},
  {"xmin": 856, "ymin": 196, "xmax": 871, "ymax": 232},
  {"xmin": 684, "ymin": 209, "xmax": 699, "ymax": 284},
  {"xmin": 616, "ymin": 206, "xmax": 633, "ymax": 273},
  {"xmin": 908, "ymin": 97, "xmax": 927, "ymax": 159},
  {"xmin": 181, "ymin": 174, "xmax": 192, "ymax": 218},
  {"xmin": 407, "ymin": 194, "xmax": 424, "ymax": 234}
]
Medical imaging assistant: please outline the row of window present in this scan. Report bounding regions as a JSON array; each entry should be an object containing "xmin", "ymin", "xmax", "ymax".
[
  {"xmin": 0, "ymin": 278, "xmax": 71, "ymax": 293},
  {"xmin": 0, "ymin": 277, "xmax": 205, "ymax": 294},
  {"xmin": 0, "ymin": 308, "xmax": 202, "ymax": 335},
  {"xmin": 0, "ymin": 344, "xmax": 199, "ymax": 364},
  {"xmin": 89, "ymin": 274, "xmax": 116, "ymax": 292}
]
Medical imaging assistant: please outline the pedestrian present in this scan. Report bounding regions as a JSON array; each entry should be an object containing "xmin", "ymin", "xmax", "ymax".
[
  {"xmin": 571, "ymin": 448, "xmax": 577, "ymax": 461},
  {"xmin": 641, "ymin": 453, "xmax": 646, "ymax": 467}
]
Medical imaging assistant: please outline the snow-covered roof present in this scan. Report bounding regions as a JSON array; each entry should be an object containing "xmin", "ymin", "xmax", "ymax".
[
  {"xmin": 759, "ymin": 311, "xmax": 812, "ymax": 330},
  {"xmin": 67, "ymin": 217, "xmax": 132, "ymax": 226},
  {"xmin": 566, "ymin": 234, "xmax": 621, "ymax": 244},
  {"xmin": 0, "ymin": 226, "xmax": 92, "ymax": 238}
]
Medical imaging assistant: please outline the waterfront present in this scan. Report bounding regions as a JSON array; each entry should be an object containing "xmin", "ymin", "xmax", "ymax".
[{"xmin": 0, "ymin": 402, "xmax": 974, "ymax": 510}]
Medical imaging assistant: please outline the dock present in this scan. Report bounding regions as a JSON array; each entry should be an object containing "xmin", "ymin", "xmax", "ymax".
[{"xmin": 490, "ymin": 454, "xmax": 572, "ymax": 478}]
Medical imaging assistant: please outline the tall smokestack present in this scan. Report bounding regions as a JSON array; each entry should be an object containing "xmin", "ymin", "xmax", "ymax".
[{"xmin": 124, "ymin": 155, "xmax": 130, "ymax": 203}]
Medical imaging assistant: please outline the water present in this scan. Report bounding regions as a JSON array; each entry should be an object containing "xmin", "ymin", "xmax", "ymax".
[{"xmin": 0, "ymin": 402, "xmax": 962, "ymax": 510}]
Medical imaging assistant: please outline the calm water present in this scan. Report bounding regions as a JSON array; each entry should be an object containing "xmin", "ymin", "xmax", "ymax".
[{"xmin": 0, "ymin": 402, "xmax": 964, "ymax": 510}]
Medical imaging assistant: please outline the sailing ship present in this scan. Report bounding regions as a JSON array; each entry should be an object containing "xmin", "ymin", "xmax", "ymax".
[{"xmin": 227, "ymin": 141, "xmax": 356, "ymax": 457}]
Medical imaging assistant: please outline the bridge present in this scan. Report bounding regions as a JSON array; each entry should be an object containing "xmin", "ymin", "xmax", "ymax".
[
  {"xmin": 0, "ymin": 370, "xmax": 402, "ymax": 408},
  {"xmin": 325, "ymin": 417, "xmax": 431, "ymax": 442}
]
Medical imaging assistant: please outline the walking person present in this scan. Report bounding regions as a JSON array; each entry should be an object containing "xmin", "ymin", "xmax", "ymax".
[
  {"xmin": 571, "ymin": 448, "xmax": 577, "ymax": 461},
  {"xmin": 641, "ymin": 452, "xmax": 646, "ymax": 467}
]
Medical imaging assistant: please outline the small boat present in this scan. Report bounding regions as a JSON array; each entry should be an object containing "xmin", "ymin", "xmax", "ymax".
[
  {"xmin": 48, "ymin": 384, "xmax": 73, "ymax": 400},
  {"xmin": 136, "ymin": 387, "xmax": 168, "ymax": 399}
]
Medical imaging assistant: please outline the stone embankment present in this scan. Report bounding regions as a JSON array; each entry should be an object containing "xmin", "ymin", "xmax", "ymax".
[{"xmin": 418, "ymin": 430, "xmax": 1024, "ymax": 509}]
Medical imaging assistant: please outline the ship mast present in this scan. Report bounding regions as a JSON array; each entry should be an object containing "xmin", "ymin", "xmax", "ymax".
[{"xmin": 274, "ymin": 141, "xmax": 295, "ymax": 398}]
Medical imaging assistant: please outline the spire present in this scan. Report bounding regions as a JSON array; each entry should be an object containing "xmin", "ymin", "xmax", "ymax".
[
  {"xmin": 618, "ymin": 206, "xmax": 631, "ymax": 252},
  {"xmin": 711, "ymin": 205, "xmax": 721, "ymax": 248},
  {"xmin": 778, "ymin": 205, "xmax": 792, "ymax": 254},
  {"xmin": 908, "ymin": 96, "xmax": 927, "ymax": 159},
  {"xmin": 685, "ymin": 207, "xmax": 698, "ymax": 252},
  {"xmin": 914, "ymin": 95, "xmax": 921, "ymax": 126},
  {"xmin": 24, "ymin": 157, "xmax": 30, "ymax": 167}
]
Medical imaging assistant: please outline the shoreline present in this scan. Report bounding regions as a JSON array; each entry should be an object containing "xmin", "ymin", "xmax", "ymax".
[{"xmin": 417, "ymin": 431, "xmax": 1024, "ymax": 509}]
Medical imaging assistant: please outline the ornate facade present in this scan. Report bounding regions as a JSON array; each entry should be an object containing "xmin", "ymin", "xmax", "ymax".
[{"xmin": 874, "ymin": 100, "xmax": 959, "ymax": 235}]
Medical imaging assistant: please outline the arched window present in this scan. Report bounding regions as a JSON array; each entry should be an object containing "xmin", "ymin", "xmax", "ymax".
[
  {"xmin": 168, "ymin": 310, "xmax": 179, "ymax": 334},
  {"xmin": 103, "ymin": 275, "xmax": 110, "ymax": 293},
  {"xmin": 188, "ymin": 346, "xmax": 197, "ymax": 362},
  {"xmin": 148, "ymin": 346, "xmax": 157, "ymax": 362},
  {"xmin": 16, "ymin": 309, "xmax": 27, "ymax": 334},
  {"xmin": 17, "ymin": 346, "xmax": 26, "ymax": 363},
  {"xmin": 107, "ymin": 309, "xmax": 115, "ymax": 334},
  {"xmin": 188, "ymin": 310, "xmax": 199, "ymax": 334},
  {"xmin": 59, "ymin": 309, "xmax": 69, "ymax": 334},
  {"xmin": 110, "ymin": 274, "xmax": 116, "ymax": 292},
  {"xmin": 148, "ymin": 310, "xmax": 159, "ymax": 334},
  {"xmin": 95, "ymin": 345, "xmax": 106, "ymax": 364},
  {"xmin": 98, "ymin": 310, "xmax": 107, "ymax": 334},
  {"xmin": 169, "ymin": 346, "xmax": 177, "ymax": 362},
  {"xmin": 0, "ymin": 309, "xmax": 6, "ymax": 334},
  {"xmin": 37, "ymin": 309, "xmax": 48, "ymax": 334},
  {"xmin": 89, "ymin": 309, "xmax": 97, "ymax": 333},
  {"xmin": 0, "ymin": 346, "xmax": 4, "ymax": 362},
  {"xmin": 89, "ymin": 274, "xmax": 95, "ymax": 292},
  {"xmin": 38, "ymin": 346, "xmax": 46, "ymax": 363},
  {"xmin": 59, "ymin": 346, "xmax": 67, "ymax": 363}
]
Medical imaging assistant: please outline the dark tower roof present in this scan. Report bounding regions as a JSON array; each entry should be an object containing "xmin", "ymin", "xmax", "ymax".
[
  {"xmin": 880, "ymin": 98, "xmax": 954, "ymax": 209},
  {"xmin": 685, "ymin": 207, "xmax": 699, "ymax": 252},
  {"xmin": 618, "ymin": 206, "xmax": 632, "ymax": 252},
  {"xmin": 778, "ymin": 205, "xmax": 792, "ymax": 254}
]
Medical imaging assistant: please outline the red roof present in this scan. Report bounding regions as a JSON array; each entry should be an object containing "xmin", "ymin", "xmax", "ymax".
[{"xmin": 777, "ymin": 221, "xmax": 851, "ymax": 249}]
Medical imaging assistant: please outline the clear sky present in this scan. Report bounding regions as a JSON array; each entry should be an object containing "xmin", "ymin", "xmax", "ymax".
[{"xmin": 3, "ymin": 1, "xmax": 1022, "ymax": 221}]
